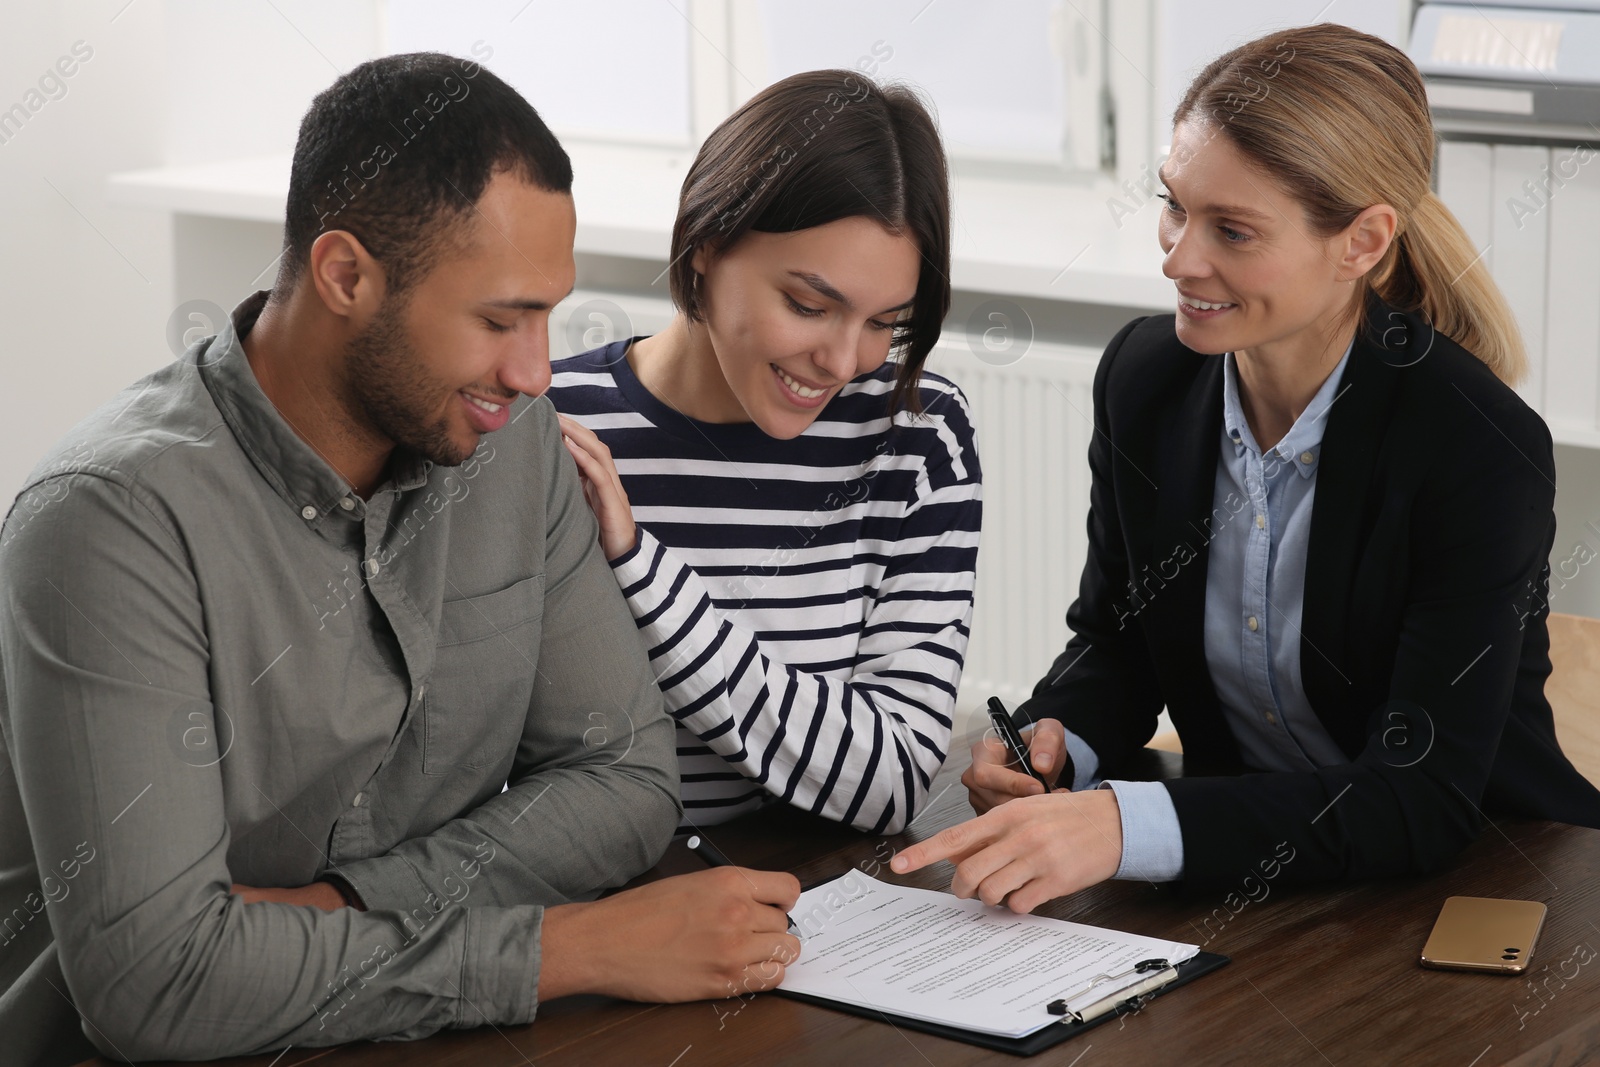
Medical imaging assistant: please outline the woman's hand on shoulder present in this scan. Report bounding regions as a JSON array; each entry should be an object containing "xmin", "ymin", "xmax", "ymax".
[{"xmin": 557, "ymin": 414, "xmax": 639, "ymax": 561}]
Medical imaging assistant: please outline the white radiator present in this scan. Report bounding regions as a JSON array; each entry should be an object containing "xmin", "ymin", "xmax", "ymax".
[{"xmin": 926, "ymin": 336, "xmax": 1102, "ymax": 710}]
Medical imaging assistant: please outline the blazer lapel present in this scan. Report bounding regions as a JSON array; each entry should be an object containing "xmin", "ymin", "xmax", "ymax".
[
  {"xmin": 1146, "ymin": 351, "xmax": 1226, "ymax": 723},
  {"xmin": 1301, "ymin": 293, "xmax": 1409, "ymax": 749}
]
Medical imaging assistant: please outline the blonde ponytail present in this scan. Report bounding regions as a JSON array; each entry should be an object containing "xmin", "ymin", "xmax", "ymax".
[
  {"xmin": 1175, "ymin": 24, "xmax": 1527, "ymax": 386},
  {"xmin": 1373, "ymin": 191, "xmax": 1527, "ymax": 385}
]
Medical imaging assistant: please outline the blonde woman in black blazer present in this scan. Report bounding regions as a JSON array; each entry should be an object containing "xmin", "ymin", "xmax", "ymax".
[{"xmin": 895, "ymin": 23, "xmax": 1600, "ymax": 907}]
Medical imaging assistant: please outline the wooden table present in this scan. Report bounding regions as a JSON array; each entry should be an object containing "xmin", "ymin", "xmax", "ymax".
[{"xmin": 81, "ymin": 750, "xmax": 1600, "ymax": 1066}]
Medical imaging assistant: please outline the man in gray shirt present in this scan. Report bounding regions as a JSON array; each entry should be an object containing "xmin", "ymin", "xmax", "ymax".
[{"xmin": 0, "ymin": 53, "xmax": 800, "ymax": 1065}]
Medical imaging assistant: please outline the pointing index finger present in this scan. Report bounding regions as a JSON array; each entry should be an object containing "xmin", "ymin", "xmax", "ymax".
[{"xmin": 890, "ymin": 818, "xmax": 989, "ymax": 875}]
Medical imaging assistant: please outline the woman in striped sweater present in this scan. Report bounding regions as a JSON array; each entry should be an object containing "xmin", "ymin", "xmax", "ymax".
[{"xmin": 549, "ymin": 70, "xmax": 981, "ymax": 835}]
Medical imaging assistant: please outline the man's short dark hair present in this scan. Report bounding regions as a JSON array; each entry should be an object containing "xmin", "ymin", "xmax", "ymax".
[{"xmin": 279, "ymin": 52, "xmax": 573, "ymax": 296}]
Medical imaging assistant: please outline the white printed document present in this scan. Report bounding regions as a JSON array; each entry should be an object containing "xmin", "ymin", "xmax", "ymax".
[{"xmin": 779, "ymin": 872, "xmax": 1200, "ymax": 1039}]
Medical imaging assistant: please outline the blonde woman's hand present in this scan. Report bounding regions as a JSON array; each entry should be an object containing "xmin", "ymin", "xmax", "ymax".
[
  {"xmin": 889, "ymin": 789, "xmax": 1123, "ymax": 914},
  {"xmin": 962, "ymin": 719, "xmax": 1069, "ymax": 814},
  {"xmin": 557, "ymin": 414, "xmax": 639, "ymax": 561}
]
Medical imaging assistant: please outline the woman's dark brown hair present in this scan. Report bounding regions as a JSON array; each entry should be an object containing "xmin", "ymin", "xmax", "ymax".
[{"xmin": 668, "ymin": 69, "xmax": 951, "ymax": 414}]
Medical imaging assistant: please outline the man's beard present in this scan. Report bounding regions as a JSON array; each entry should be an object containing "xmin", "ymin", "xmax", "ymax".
[{"xmin": 341, "ymin": 295, "xmax": 473, "ymax": 468}]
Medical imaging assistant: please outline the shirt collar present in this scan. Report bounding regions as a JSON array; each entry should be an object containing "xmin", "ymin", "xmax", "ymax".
[
  {"xmin": 199, "ymin": 291, "xmax": 433, "ymax": 526},
  {"xmin": 1221, "ymin": 338, "xmax": 1353, "ymax": 479}
]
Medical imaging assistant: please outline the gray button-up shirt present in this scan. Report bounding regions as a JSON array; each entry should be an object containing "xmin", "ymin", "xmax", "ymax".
[{"xmin": 0, "ymin": 291, "xmax": 679, "ymax": 1062}]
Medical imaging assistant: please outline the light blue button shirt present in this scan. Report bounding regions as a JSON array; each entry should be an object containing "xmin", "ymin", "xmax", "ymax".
[
  {"xmin": 1205, "ymin": 344, "xmax": 1354, "ymax": 773},
  {"xmin": 1062, "ymin": 341, "xmax": 1353, "ymax": 882}
]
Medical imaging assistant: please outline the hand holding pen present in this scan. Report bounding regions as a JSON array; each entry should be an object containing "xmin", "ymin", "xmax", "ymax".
[
  {"xmin": 688, "ymin": 834, "xmax": 799, "ymax": 933},
  {"xmin": 964, "ymin": 697, "xmax": 1074, "ymax": 815}
]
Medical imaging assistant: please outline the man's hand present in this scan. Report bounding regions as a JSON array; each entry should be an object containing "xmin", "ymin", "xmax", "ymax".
[
  {"xmin": 889, "ymin": 788, "xmax": 1124, "ymax": 914},
  {"xmin": 962, "ymin": 719, "xmax": 1070, "ymax": 814},
  {"xmin": 537, "ymin": 867, "xmax": 803, "ymax": 1003},
  {"xmin": 230, "ymin": 881, "xmax": 347, "ymax": 911}
]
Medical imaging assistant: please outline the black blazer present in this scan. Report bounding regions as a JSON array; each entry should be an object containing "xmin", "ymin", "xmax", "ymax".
[{"xmin": 1019, "ymin": 293, "xmax": 1600, "ymax": 891}]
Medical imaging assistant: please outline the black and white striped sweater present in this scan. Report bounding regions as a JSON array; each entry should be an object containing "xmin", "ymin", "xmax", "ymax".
[{"xmin": 548, "ymin": 339, "xmax": 982, "ymax": 834}]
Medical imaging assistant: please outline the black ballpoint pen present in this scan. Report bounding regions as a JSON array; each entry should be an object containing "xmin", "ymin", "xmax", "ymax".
[
  {"xmin": 687, "ymin": 834, "xmax": 799, "ymax": 933},
  {"xmin": 987, "ymin": 696, "xmax": 1055, "ymax": 791}
]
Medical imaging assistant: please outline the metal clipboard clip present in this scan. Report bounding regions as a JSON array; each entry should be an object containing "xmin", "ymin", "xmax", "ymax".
[{"xmin": 1046, "ymin": 957, "xmax": 1179, "ymax": 1025}]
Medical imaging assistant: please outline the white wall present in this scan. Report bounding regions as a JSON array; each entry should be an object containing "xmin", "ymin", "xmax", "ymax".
[
  {"xmin": 0, "ymin": 0, "xmax": 170, "ymax": 504},
  {"xmin": 1155, "ymin": 0, "xmax": 1412, "ymax": 133},
  {"xmin": 6, "ymin": 0, "xmax": 1600, "ymax": 628},
  {"xmin": 162, "ymin": 0, "xmax": 379, "ymax": 167},
  {"xmin": 0, "ymin": 0, "xmax": 383, "ymax": 505}
]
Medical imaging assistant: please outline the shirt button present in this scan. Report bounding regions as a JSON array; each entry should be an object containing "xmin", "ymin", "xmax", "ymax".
[
  {"xmin": 1265, "ymin": 711, "xmax": 1277, "ymax": 724},
  {"xmin": 1301, "ymin": 451, "xmax": 1315, "ymax": 465},
  {"xmin": 300, "ymin": 505, "xmax": 317, "ymax": 521},
  {"xmin": 1255, "ymin": 514, "xmax": 1265, "ymax": 529},
  {"xmin": 1247, "ymin": 616, "xmax": 1259, "ymax": 632},
  {"xmin": 351, "ymin": 792, "xmax": 366, "ymax": 807},
  {"xmin": 363, "ymin": 558, "xmax": 380, "ymax": 579},
  {"xmin": 339, "ymin": 497, "xmax": 356, "ymax": 511},
  {"xmin": 416, "ymin": 683, "xmax": 428, "ymax": 703}
]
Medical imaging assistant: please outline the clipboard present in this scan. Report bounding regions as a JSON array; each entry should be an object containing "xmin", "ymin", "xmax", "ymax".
[{"xmin": 775, "ymin": 949, "xmax": 1230, "ymax": 1056}]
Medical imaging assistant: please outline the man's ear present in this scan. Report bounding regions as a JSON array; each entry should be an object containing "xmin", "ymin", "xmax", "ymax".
[
  {"xmin": 307, "ymin": 230, "xmax": 386, "ymax": 324},
  {"xmin": 1338, "ymin": 203, "xmax": 1398, "ymax": 283}
]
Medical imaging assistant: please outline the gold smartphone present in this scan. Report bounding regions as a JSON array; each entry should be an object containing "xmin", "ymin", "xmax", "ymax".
[{"xmin": 1419, "ymin": 896, "xmax": 1546, "ymax": 974}]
